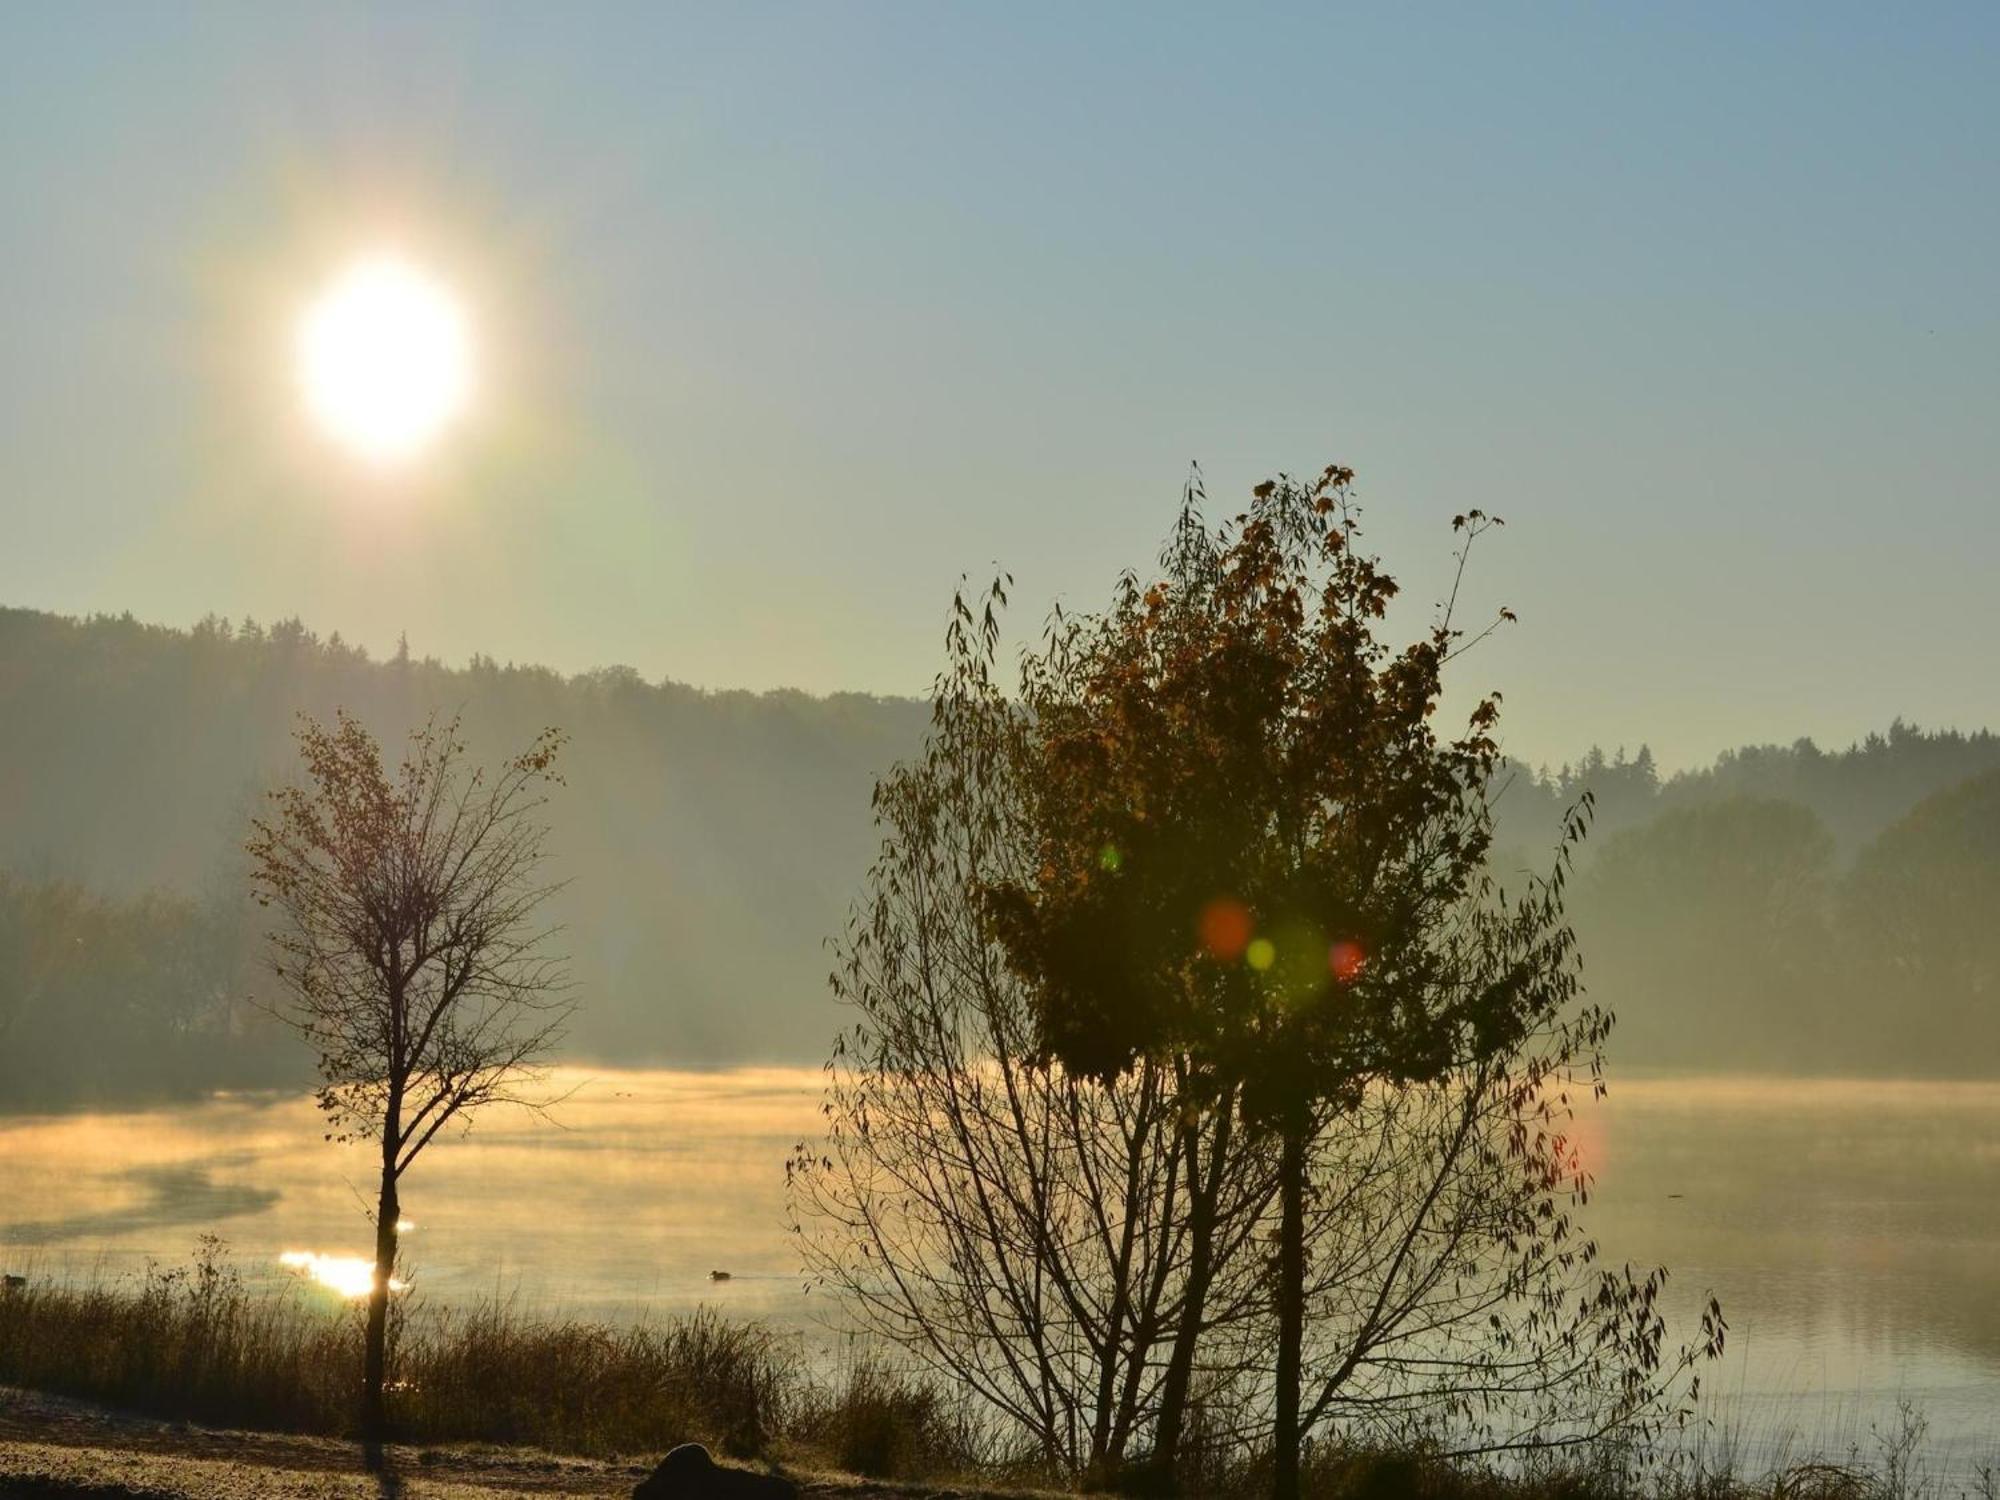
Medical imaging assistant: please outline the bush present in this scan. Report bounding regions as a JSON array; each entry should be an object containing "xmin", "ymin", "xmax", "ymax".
[{"xmin": 793, "ymin": 1354, "xmax": 983, "ymax": 1480}]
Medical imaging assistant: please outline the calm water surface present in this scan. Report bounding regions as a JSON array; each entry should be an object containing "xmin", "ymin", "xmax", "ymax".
[{"xmin": 5, "ymin": 1069, "xmax": 1997, "ymax": 1465}]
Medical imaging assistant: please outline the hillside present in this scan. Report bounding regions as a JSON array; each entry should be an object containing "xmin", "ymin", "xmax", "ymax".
[
  {"xmin": 0, "ymin": 606, "xmax": 926, "ymax": 1100},
  {"xmin": 4, "ymin": 604, "xmax": 2000, "ymax": 1105}
]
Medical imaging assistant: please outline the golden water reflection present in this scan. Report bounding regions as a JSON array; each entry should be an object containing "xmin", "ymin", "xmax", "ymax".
[
  {"xmin": 277, "ymin": 1250, "xmax": 404, "ymax": 1299},
  {"xmin": 2, "ymin": 1068, "xmax": 821, "ymax": 1326},
  {"xmin": 3, "ymin": 1067, "xmax": 1998, "ymax": 1453}
]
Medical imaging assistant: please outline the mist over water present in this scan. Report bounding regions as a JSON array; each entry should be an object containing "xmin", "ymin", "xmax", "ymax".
[
  {"xmin": 4, "ymin": 1066, "xmax": 1997, "ymax": 1462},
  {"xmin": 1578, "ymin": 1076, "xmax": 2000, "ymax": 1465},
  {"xmin": 3, "ymin": 1069, "xmax": 821, "ymax": 1327}
]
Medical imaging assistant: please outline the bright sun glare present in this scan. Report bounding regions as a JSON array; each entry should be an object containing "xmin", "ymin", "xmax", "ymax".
[
  {"xmin": 279, "ymin": 1250, "xmax": 406, "ymax": 1299},
  {"xmin": 297, "ymin": 255, "xmax": 472, "ymax": 465}
]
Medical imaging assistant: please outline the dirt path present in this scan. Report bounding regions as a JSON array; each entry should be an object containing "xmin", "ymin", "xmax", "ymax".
[
  {"xmin": 0, "ymin": 1389, "xmax": 1002, "ymax": 1500},
  {"xmin": 0, "ymin": 1387, "xmax": 688, "ymax": 1499}
]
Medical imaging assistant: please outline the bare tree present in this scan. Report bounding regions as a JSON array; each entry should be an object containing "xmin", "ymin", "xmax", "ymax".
[
  {"xmin": 1287, "ymin": 963, "xmax": 1725, "ymax": 1466},
  {"xmin": 247, "ymin": 711, "xmax": 570, "ymax": 1447},
  {"xmin": 789, "ymin": 582, "xmax": 1277, "ymax": 1481}
]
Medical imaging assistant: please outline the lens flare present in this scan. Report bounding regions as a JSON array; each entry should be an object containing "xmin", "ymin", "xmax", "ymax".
[
  {"xmin": 1246, "ymin": 937, "xmax": 1277, "ymax": 972},
  {"xmin": 1329, "ymin": 940, "xmax": 1366, "ymax": 984},
  {"xmin": 1198, "ymin": 898, "xmax": 1253, "ymax": 961}
]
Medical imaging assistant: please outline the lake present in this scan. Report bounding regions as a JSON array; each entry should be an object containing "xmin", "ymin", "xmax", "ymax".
[{"xmin": 5, "ymin": 1068, "xmax": 1998, "ymax": 1471}]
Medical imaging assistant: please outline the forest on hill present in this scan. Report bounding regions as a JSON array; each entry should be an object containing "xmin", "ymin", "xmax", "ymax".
[{"xmin": 3, "ymin": 604, "xmax": 1998, "ymax": 1107}]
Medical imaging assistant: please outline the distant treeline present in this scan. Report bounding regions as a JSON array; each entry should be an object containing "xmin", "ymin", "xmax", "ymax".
[
  {"xmin": 1492, "ymin": 732, "xmax": 2000, "ymax": 1071},
  {"xmin": 0, "ymin": 872, "xmax": 287, "ymax": 1107},
  {"xmin": 0, "ymin": 605, "xmax": 925, "ymax": 1106},
  {"xmin": 2, "ymin": 605, "xmax": 1997, "ymax": 1106},
  {"xmin": 1493, "ymin": 727, "xmax": 2000, "ymax": 856}
]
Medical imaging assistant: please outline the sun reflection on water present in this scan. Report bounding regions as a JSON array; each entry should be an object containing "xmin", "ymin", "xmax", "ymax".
[{"xmin": 278, "ymin": 1251, "xmax": 406, "ymax": 1299}]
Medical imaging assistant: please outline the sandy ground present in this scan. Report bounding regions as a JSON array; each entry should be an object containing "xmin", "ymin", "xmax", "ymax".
[
  {"xmin": 0, "ymin": 1387, "xmax": 645, "ymax": 1498},
  {"xmin": 0, "ymin": 1387, "xmax": 999, "ymax": 1500}
]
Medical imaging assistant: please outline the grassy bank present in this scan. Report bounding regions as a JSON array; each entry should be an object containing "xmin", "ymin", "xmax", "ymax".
[
  {"xmin": 0, "ymin": 1242, "xmax": 982, "ymax": 1481},
  {"xmin": 1, "ymin": 1248, "xmax": 1995, "ymax": 1500}
]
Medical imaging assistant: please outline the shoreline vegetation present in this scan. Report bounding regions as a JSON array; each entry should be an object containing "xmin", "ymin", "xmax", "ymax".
[{"xmin": 1, "ymin": 1248, "xmax": 1994, "ymax": 1500}]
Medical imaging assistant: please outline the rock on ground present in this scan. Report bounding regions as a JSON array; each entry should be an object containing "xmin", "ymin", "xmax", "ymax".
[{"xmin": 633, "ymin": 1445, "xmax": 797, "ymax": 1500}]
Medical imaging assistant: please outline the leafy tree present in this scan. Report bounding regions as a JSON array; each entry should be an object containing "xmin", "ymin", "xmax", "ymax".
[
  {"xmin": 246, "ymin": 711, "xmax": 571, "ymax": 1449},
  {"xmin": 792, "ymin": 551, "xmax": 1717, "ymax": 1487},
  {"xmin": 981, "ymin": 467, "xmax": 1613, "ymax": 1498}
]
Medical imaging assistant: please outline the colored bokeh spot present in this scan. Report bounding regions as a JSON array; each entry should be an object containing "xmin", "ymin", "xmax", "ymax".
[
  {"xmin": 1098, "ymin": 843, "xmax": 1123, "ymax": 872},
  {"xmin": 1329, "ymin": 940, "xmax": 1366, "ymax": 984},
  {"xmin": 1246, "ymin": 937, "xmax": 1277, "ymax": 972},
  {"xmin": 1199, "ymin": 898, "xmax": 1253, "ymax": 961}
]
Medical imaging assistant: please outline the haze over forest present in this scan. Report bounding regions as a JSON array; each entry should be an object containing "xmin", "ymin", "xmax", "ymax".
[{"xmin": 5, "ymin": 600, "xmax": 1998, "ymax": 1110}]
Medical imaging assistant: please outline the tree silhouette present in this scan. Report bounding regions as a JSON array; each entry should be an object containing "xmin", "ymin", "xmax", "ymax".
[
  {"xmin": 789, "ymin": 576, "xmax": 1279, "ymax": 1478},
  {"xmin": 983, "ymin": 466, "xmax": 1596, "ymax": 1499},
  {"xmin": 246, "ymin": 711, "xmax": 570, "ymax": 1452}
]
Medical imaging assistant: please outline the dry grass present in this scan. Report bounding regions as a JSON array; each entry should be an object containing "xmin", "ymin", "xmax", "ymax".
[
  {"xmin": 789, "ymin": 1349, "xmax": 992, "ymax": 1480},
  {"xmin": 0, "ymin": 1240, "xmax": 972, "ymax": 1477},
  {"xmin": 2, "ymin": 1244, "xmax": 1995, "ymax": 1499},
  {"xmin": 0, "ymin": 1239, "xmax": 354, "ymax": 1436}
]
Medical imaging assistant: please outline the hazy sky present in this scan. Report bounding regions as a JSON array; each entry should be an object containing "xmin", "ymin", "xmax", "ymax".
[{"xmin": 3, "ymin": 3, "xmax": 1995, "ymax": 770}]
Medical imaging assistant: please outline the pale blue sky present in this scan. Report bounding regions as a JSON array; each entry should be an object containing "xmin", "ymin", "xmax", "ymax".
[{"xmin": 2, "ymin": 3, "xmax": 1995, "ymax": 769}]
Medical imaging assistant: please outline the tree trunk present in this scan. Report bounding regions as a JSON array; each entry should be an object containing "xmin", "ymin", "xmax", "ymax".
[
  {"xmin": 1152, "ymin": 1101, "xmax": 1231, "ymax": 1481},
  {"xmin": 361, "ymin": 1159, "xmax": 399, "ymax": 1462},
  {"xmin": 1271, "ymin": 1119, "xmax": 1306, "ymax": 1500},
  {"xmin": 1088, "ymin": 1077, "xmax": 1151, "ymax": 1472}
]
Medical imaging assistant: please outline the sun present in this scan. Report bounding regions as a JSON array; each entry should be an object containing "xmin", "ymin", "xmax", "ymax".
[{"xmin": 298, "ymin": 255, "xmax": 472, "ymax": 465}]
